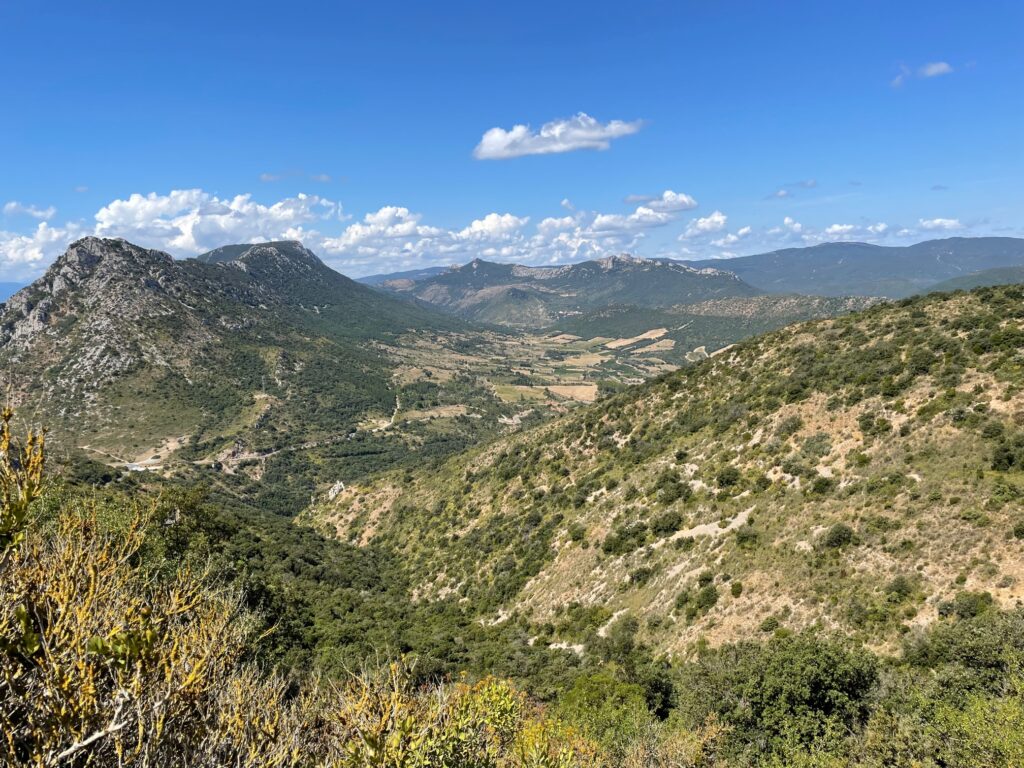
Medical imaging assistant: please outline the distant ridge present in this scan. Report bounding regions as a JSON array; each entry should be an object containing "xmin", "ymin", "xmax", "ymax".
[
  {"xmin": 686, "ymin": 236, "xmax": 1024, "ymax": 297},
  {"xmin": 379, "ymin": 253, "xmax": 760, "ymax": 327},
  {"xmin": 924, "ymin": 265, "xmax": 1024, "ymax": 294},
  {"xmin": 357, "ymin": 265, "xmax": 449, "ymax": 286}
]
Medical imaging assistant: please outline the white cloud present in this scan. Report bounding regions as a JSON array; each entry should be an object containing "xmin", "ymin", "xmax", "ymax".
[
  {"xmin": 537, "ymin": 216, "xmax": 577, "ymax": 235},
  {"xmin": 783, "ymin": 216, "xmax": 803, "ymax": 234},
  {"xmin": 711, "ymin": 225, "xmax": 751, "ymax": 247},
  {"xmin": 311, "ymin": 173, "xmax": 332, "ymax": 183},
  {"xmin": 560, "ymin": 198, "xmax": 575, "ymax": 211},
  {"xmin": 3, "ymin": 201, "xmax": 57, "ymax": 221},
  {"xmin": 0, "ymin": 222, "xmax": 86, "ymax": 273},
  {"xmin": 258, "ymin": 172, "xmax": 281, "ymax": 182},
  {"xmin": 772, "ymin": 189, "xmax": 790, "ymax": 199},
  {"xmin": 682, "ymin": 210, "xmax": 728, "ymax": 238},
  {"xmin": 918, "ymin": 217, "xmax": 962, "ymax": 231},
  {"xmin": 825, "ymin": 223, "xmax": 856, "ymax": 236},
  {"xmin": 592, "ymin": 206, "xmax": 673, "ymax": 232},
  {"xmin": 867, "ymin": 222, "xmax": 888, "ymax": 234},
  {"xmin": 919, "ymin": 61, "xmax": 953, "ymax": 78},
  {"xmin": 94, "ymin": 189, "xmax": 343, "ymax": 254},
  {"xmin": 324, "ymin": 206, "xmax": 439, "ymax": 252},
  {"xmin": 473, "ymin": 112, "xmax": 643, "ymax": 160},
  {"xmin": 73, "ymin": 185, "xmax": 89, "ymax": 193},
  {"xmin": 456, "ymin": 213, "xmax": 529, "ymax": 240},
  {"xmin": 646, "ymin": 190, "xmax": 698, "ymax": 212}
]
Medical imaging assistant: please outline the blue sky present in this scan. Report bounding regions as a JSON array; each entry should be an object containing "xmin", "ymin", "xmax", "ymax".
[{"xmin": 1, "ymin": 0, "xmax": 1022, "ymax": 278}]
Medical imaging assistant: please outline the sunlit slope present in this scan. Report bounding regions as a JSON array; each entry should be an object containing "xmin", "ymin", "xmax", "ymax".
[{"xmin": 313, "ymin": 284, "xmax": 1024, "ymax": 653}]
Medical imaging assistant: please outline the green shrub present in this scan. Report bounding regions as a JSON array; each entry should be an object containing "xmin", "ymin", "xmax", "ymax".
[
  {"xmin": 651, "ymin": 510, "xmax": 684, "ymax": 537},
  {"xmin": 716, "ymin": 466, "xmax": 741, "ymax": 488},
  {"xmin": 823, "ymin": 523, "xmax": 855, "ymax": 548}
]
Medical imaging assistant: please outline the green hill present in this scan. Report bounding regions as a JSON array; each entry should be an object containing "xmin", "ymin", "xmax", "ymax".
[
  {"xmin": 314, "ymin": 283, "xmax": 1024, "ymax": 654},
  {"xmin": 0, "ymin": 237, "xmax": 481, "ymax": 513},
  {"xmin": 925, "ymin": 265, "xmax": 1024, "ymax": 294}
]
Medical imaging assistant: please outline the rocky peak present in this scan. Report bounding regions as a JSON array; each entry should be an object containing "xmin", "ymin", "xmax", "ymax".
[
  {"xmin": 45, "ymin": 238, "xmax": 174, "ymax": 295},
  {"xmin": 234, "ymin": 241, "xmax": 323, "ymax": 271}
]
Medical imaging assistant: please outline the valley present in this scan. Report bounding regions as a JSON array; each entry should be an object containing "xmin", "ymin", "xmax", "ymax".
[
  {"xmin": 6, "ymin": 5, "xmax": 1024, "ymax": 763},
  {"xmin": 6, "ymin": 235, "xmax": 1024, "ymax": 766}
]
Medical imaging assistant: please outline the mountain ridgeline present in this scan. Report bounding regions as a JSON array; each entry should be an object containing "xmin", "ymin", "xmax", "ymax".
[
  {"xmin": 375, "ymin": 254, "xmax": 761, "ymax": 327},
  {"xmin": 0, "ymin": 237, "xmax": 468, "ymax": 511},
  {"xmin": 685, "ymin": 236, "xmax": 1024, "ymax": 297}
]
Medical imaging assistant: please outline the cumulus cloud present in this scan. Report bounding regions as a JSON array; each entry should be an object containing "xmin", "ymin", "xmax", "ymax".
[
  {"xmin": 918, "ymin": 217, "xmax": 962, "ymax": 231},
  {"xmin": 3, "ymin": 201, "xmax": 57, "ymax": 221},
  {"xmin": 647, "ymin": 190, "xmax": 698, "ymax": 212},
  {"xmin": 0, "ymin": 222, "xmax": 86, "ymax": 270},
  {"xmin": 456, "ymin": 213, "xmax": 529, "ymax": 240},
  {"xmin": 592, "ymin": 206, "xmax": 674, "ymax": 232},
  {"xmin": 783, "ymin": 216, "xmax": 803, "ymax": 234},
  {"xmin": 825, "ymin": 223, "xmax": 856, "ymax": 236},
  {"xmin": 94, "ymin": 190, "xmax": 343, "ymax": 254},
  {"xmin": 624, "ymin": 190, "xmax": 698, "ymax": 212},
  {"xmin": 682, "ymin": 210, "xmax": 728, "ymax": 238},
  {"xmin": 0, "ymin": 183, "xmax": 718, "ymax": 278},
  {"xmin": 711, "ymin": 225, "xmax": 751, "ymax": 247},
  {"xmin": 473, "ymin": 112, "xmax": 643, "ymax": 160},
  {"xmin": 537, "ymin": 216, "xmax": 576, "ymax": 235}
]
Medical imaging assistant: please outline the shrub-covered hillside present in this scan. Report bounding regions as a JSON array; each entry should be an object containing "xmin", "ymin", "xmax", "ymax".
[{"xmin": 314, "ymin": 284, "xmax": 1024, "ymax": 653}]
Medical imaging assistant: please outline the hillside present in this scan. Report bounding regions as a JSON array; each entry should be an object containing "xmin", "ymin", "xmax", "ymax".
[
  {"xmin": 381, "ymin": 254, "xmax": 760, "ymax": 327},
  {"xmin": 0, "ymin": 237, "xmax": 492, "ymax": 512},
  {"xmin": 313, "ymin": 283, "xmax": 1024, "ymax": 655},
  {"xmin": 686, "ymin": 236, "xmax": 1024, "ymax": 297},
  {"xmin": 549, "ymin": 295, "xmax": 876, "ymax": 365},
  {"xmin": 925, "ymin": 265, "xmax": 1024, "ymax": 294}
]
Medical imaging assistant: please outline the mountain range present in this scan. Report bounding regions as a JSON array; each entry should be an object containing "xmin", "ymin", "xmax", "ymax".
[
  {"xmin": 685, "ymin": 236, "xmax": 1024, "ymax": 297},
  {"xmin": 365, "ymin": 237, "xmax": 1024, "ymax": 309},
  {"xmin": 373, "ymin": 254, "xmax": 760, "ymax": 327},
  {"xmin": 0, "ymin": 237, "xmax": 473, "ymax": 512}
]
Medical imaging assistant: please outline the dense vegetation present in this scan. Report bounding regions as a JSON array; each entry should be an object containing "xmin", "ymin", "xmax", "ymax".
[
  {"xmin": 7, "ymin": 277, "xmax": 1024, "ymax": 763},
  {"xmin": 6, "ymin": 417, "xmax": 1024, "ymax": 764},
  {"xmin": 319, "ymin": 283, "xmax": 1024, "ymax": 656}
]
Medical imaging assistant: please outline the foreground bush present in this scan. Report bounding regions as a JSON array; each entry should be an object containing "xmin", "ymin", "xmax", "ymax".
[
  {"xmin": 0, "ymin": 418, "xmax": 708, "ymax": 767},
  {"xmin": 4, "ymin": 411, "xmax": 1024, "ymax": 766}
]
